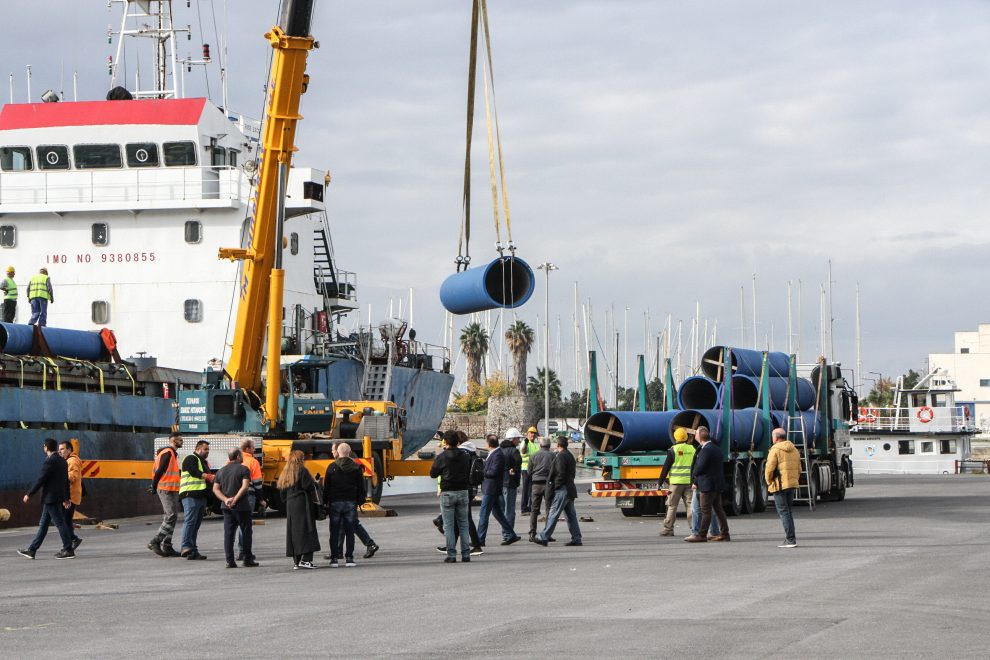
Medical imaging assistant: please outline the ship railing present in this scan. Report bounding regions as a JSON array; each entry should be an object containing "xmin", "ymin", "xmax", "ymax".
[
  {"xmin": 315, "ymin": 267, "xmax": 357, "ymax": 304},
  {"xmin": 0, "ymin": 166, "xmax": 246, "ymax": 207},
  {"xmin": 854, "ymin": 406, "xmax": 975, "ymax": 433}
]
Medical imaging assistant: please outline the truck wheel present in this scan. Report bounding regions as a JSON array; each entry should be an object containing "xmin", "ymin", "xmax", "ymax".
[
  {"xmin": 830, "ymin": 464, "xmax": 847, "ymax": 502},
  {"xmin": 752, "ymin": 460, "xmax": 768, "ymax": 512},
  {"xmin": 367, "ymin": 452, "xmax": 385, "ymax": 504},
  {"xmin": 742, "ymin": 462, "xmax": 758, "ymax": 514},
  {"xmin": 644, "ymin": 495, "xmax": 663, "ymax": 516},
  {"xmin": 620, "ymin": 498, "xmax": 645, "ymax": 517},
  {"xmin": 724, "ymin": 462, "xmax": 745, "ymax": 517}
]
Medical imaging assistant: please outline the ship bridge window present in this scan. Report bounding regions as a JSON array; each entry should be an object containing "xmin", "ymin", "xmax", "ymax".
[
  {"xmin": 126, "ymin": 143, "xmax": 160, "ymax": 168},
  {"xmin": 163, "ymin": 141, "xmax": 197, "ymax": 167},
  {"xmin": 211, "ymin": 146, "xmax": 227, "ymax": 167},
  {"xmin": 0, "ymin": 225, "xmax": 16, "ymax": 248},
  {"xmin": 184, "ymin": 299, "xmax": 203, "ymax": 323},
  {"xmin": 92, "ymin": 223, "xmax": 109, "ymax": 246},
  {"xmin": 303, "ymin": 180, "xmax": 324, "ymax": 202},
  {"xmin": 0, "ymin": 146, "xmax": 33, "ymax": 171},
  {"xmin": 184, "ymin": 220, "xmax": 202, "ymax": 244},
  {"xmin": 940, "ymin": 439, "xmax": 957, "ymax": 454},
  {"xmin": 898, "ymin": 440, "xmax": 915, "ymax": 455},
  {"xmin": 74, "ymin": 144, "xmax": 122, "ymax": 169},
  {"xmin": 37, "ymin": 145, "xmax": 70, "ymax": 170},
  {"xmin": 91, "ymin": 301, "xmax": 109, "ymax": 325},
  {"xmin": 980, "ymin": 379, "xmax": 990, "ymax": 387},
  {"xmin": 228, "ymin": 149, "xmax": 239, "ymax": 167}
]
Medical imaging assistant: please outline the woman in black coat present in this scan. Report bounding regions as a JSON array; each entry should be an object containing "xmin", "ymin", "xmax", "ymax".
[{"xmin": 277, "ymin": 450, "xmax": 321, "ymax": 569}]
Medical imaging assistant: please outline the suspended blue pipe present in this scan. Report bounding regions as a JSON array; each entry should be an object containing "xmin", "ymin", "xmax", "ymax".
[
  {"xmin": 0, "ymin": 322, "xmax": 34, "ymax": 354},
  {"xmin": 701, "ymin": 346, "xmax": 790, "ymax": 382},
  {"xmin": 729, "ymin": 375, "xmax": 816, "ymax": 410},
  {"xmin": 583, "ymin": 411, "xmax": 680, "ymax": 454},
  {"xmin": 670, "ymin": 408, "xmax": 767, "ymax": 452},
  {"xmin": 677, "ymin": 376, "xmax": 719, "ymax": 410},
  {"xmin": 770, "ymin": 410, "xmax": 822, "ymax": 446},
  {"xmin": 439, "ymin": 256, "xmax": 536, "ymax": 315}
]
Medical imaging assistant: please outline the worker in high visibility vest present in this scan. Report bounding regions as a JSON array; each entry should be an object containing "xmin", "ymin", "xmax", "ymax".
[
  {"xmin": 659, "ymin": 427, "xmax": 695, "ymax": 537},
  {"xmin": 1, "ymin": 265, "xmax": 17, "ymax": 323},
  {"xmin": 149, "ymin": 433, "xmax": 184, "ymax": 557},
  {"xmin": 519, "ymin": 426, "xmax": 540, "ymax": 514},
  {"xmin": 179, "ymin": 440, "xmax": 213, "ymax": 560},
  {"xmin": 27, "ymin": 267, "xmax": 54, "ymax": 327}
]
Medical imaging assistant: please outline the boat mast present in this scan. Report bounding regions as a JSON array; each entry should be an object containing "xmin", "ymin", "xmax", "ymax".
[
  {"xmin": 109, "ymin": 0, "xmax": 184, "ymax": 98},
  {"xmin": 855, "ymin": 283, "xmax": 863, "ymax": 394}
]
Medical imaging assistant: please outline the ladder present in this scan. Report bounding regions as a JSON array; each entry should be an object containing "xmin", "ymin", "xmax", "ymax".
[
  {"xmin": 362, "ymin": 363, "xmax": 389, "ymax": 401},
  {"xmin": 787, "ymin": 414, "xmax": 816, "ymax": 511}
]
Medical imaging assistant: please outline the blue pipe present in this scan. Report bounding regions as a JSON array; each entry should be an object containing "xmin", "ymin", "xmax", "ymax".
[
  {"xmin": 670, "ymin": 408, "xmax": 767, "ymax": 452},
  {"xmin": 439, "ymin": 256, "xmax": 535, "ymax": 315},
  {"xmin": 729, "ymin": 375, "xmax": 816, "ymax": 410},
  {"xmin": 770, "ymin": 410, "xmax": 822, "ymax": 446},
  {"xmin": 701, "ymin": 346, "xmax": 790, "ymax": 382},
  {"xmin": 583, "ymin": 410, "xmax": 680, "ymax": 454},
  {"xmin": 0, "ymin": 322, "xmax": 34, "ymax": 354},
  {"xmin": 677, "ymin": 376, "xmax": 719, "ymax": 410},
  {"xmin": 41, "ymin": 327, "xmax": 105, "ymax": 360}
]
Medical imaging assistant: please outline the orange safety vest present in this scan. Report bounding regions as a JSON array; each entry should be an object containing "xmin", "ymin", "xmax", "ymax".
[{"xmin": 153, "ymin": 447, "xmax": 181, "ymax": 492}]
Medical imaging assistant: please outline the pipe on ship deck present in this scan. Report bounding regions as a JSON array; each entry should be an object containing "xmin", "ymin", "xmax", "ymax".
[
  {"xmin": 583, "ymin": 410, "xmax": 680, "ymax": 454},
  {"xmin": 439, "ymin": 256, "xmax": 535, "ymax": 315},
  {"xmin": 0, "ymin": 323, "xmax": 105, "ymax": 360}
]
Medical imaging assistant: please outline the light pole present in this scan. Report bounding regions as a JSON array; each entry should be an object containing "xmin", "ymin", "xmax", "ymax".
[
  {"xmin": 538, "ymin": 262, "xmax": 558, "ymax": 434},
  {"xmin": 868, "ymin": 371, "xmax": 883, "ymax": 406}
]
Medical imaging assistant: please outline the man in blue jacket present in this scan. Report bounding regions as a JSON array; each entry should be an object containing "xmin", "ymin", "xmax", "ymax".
[
  {"xmin": 18, "ymin": 438, "xmax": 75, "ymax": 559},
  {"xmin": 476, "ymin": 436, "xmax": 520, "ymax": 547},
  {"xmin": 685, "ymin": 427, "xmax": 730, "ymax": 543}
]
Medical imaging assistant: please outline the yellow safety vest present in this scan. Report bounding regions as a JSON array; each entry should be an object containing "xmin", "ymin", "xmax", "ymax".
[
  {"xmin": 28, "ymin": 274, "xmax": 51, "ymax": 301},
  {"xmin": 669, "ymin": 443, "xmax": 696, "ymax": 485},
  {"xmin": 3, "ymin": 277, "xmax": 17, "ymax": 300},
  {"xmin": 520, "ymin": 440, "xmax": 539, "ymax": 470},
  {"xmin": 179, "ymin": 454, "xmax": 207, "ymax": 494}
]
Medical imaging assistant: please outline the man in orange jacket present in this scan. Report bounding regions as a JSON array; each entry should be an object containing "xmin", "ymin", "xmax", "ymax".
[
  {"xmin": 149, "ymin": 433, "xmax": 183, "ymax": 557},
  {"xmin": 58, "ymin": 440, "xmax": 84, "ymax": 551}
]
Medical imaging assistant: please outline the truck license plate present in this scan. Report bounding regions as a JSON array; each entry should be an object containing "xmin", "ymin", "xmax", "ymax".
[
  {"xmin": 616, "ymin": 497, "xmax": 635, "ymax": 508},
  {"xmin": 638, "ymin": 482, "xmax": 659, "ymax": 490}
]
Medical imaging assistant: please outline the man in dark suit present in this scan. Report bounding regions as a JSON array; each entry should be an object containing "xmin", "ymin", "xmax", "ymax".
[
  {"xmin": 533, "ymin": 436, "xmax": 583, "ymax": 547},
  {"xmin": 18, "ymin": 438, "xmax": 75, "ymax": 559},
  {"xmin": 685, "ymin": 426, "xmax": 730, "ymax": 543},
  {"xmin": 476, "ymin": 436, "xmax": 519, "ymax": 547}
]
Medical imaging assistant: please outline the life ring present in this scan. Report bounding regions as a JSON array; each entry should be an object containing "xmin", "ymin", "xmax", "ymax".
[
  {"xmin": 857, "ymin": 407, "xmax": 877, "ymax": 424},
  {"xmin": 917, "ymin": 406, "xmax": 934, "ymax": 424}
]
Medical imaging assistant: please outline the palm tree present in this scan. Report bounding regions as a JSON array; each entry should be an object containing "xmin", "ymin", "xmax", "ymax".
[
  {"xmin": 527, "ymin": 367, "xmax": 562, "ymax": 412},
  {"xmin": 504, "ymin": 320, "xmax": 535, "ymax": 394},
  {"xmin": 459, "ymin": 322, "xmax": 489, "ymax": 388}
]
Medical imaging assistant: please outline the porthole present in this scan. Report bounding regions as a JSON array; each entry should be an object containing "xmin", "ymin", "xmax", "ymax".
[
  {"xmin": 92, "ymin": 301, "xmax": 110, "ymax": 324},
  {"xmin": 184, "ymin": 299, "xmax": 203, "ymax": 323},
  {"xmin": 184, "ymin": 220, "xmax": 202, "ymax": 244}
]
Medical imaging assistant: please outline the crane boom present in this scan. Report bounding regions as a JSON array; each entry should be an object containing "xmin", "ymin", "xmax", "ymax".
[{"xmin": 219, "ymin": 0, "xmax": 316, "ymax": 412}]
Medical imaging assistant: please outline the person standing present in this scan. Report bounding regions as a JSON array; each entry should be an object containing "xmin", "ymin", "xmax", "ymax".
[
  {"xmin": 235, "ymin": 439, "xmax": 266, "ymax": 562},
  {"xmin": 434, "ymin": 435, "xmax": 485, "ymax": 556},
  {"xmin": 534, "ymin": 437, "xmax": 582, "ymax": 547},
  {"xmin": 58, "ymin": 440, "xmax": 84, "ymax": 551},
  {"xmin": 527, "ymin": 437, "xmax": 554, "ymax": 542},
  {"xmin": 27, "ymin": 267, "xmax": 53, "ymax": 327},
  {"xmin": 499, "ymin": 428, "xmax": 523, "ymax": 537},
  {"xmin": 324, "ymin": 442, "xmax": 379, "ymax": 561},
  {"xmin": 179, "ymin": 440, "xmax": 213, "ymax": 560},
  {"xmin": 213, "ymin": 448, "xmax": 259, "ymax": 568},
  {"xmin": 659, "ymin": 428, "xmax": 694, "ymax": 537},
  {"xmin": 323, "ymin": 443, "xmax": 365, "ymax": 567},
  {"xmin": 766, "ymin": 427, "xmax": 801, "ymax": 548},
  {"xmin": 2, "ymin": 265, "xmax": 17, "ymax": 323},
  {"xmin": 685, "ymin": 427, "xmax": 729, "ymax": 543},
  {"xmin": 429, "ymin": 431, "xmax": 473, "ymax": 563},
  {"xmin": 17, "ymin": 438, "xmax": 74, "ymax": 559},
  {"xmin": 477, "ymin": 436, "xmax": 519, "ymax": 547},
  {"xmin": 518, "ymin": 426, "xmax": 540, "ymax": 514},
  {"xmin": 278, "ymin": 450, "xmax": 321, "ymax": 569},
  {"xmin": 149, "ymin": 433, "xmax": 183, "ymax": 557}
]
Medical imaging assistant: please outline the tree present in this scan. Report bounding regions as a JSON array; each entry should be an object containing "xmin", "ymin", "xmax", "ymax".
[
  {"xmin": 862, "ymin": 377, "xmax": 895, "ymax": 407},
  {"xmin": 527, "ymin": 368, "xmax": 562, "ymax": 416},
  {"xmin": 449, "ymin": 372, "xmax": 514, "ymax": 413},
  {"xmin": 504, "ymin": 320, "xmax": 535, "ymax": 394},
  {"xmin": 459, "ymin": 322, "xmax": 489, "ymax": 388}
]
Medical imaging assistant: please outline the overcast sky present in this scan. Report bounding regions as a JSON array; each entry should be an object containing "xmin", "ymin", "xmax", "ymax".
[{"xmin": 6, "ymin": 1, "xmax": 990, "ymax": 397}]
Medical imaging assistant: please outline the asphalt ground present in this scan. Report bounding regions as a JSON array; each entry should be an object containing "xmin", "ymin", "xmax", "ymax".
[{"xmin": 0, "ymin": 473, "xmax": 988, "ymax": 659}]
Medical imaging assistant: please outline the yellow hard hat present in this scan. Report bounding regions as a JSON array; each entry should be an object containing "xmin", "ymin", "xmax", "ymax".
[
  {"xmin": 5, "ymin": 266, "xmax": 13, "ymax": 275},
  {"xmin": 527, "ymin": 426, "xmax": 538, "ymax": 434},
  {"xmin": 673, "ymin": 427, "xmax": 688, "ymax": 443}
]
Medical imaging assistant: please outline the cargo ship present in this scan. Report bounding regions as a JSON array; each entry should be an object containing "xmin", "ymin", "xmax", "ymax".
[{"xmin": 0, "ymin": 1, "xmax": 453, "ymax": 525}]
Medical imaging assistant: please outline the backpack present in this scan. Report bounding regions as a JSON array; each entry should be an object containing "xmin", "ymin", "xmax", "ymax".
[{"xmin": 469, "ymin": 455, "xmax": 485, "ymax": 487}]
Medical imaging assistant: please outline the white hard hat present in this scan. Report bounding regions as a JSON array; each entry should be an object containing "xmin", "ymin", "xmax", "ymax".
[
  {"xmin": 460, "ymin": 441, "xmax": 477, "ymax": 454},
  {"xmin": 504, "ymin": 427, "xmax": 523, "ymax": 440}
]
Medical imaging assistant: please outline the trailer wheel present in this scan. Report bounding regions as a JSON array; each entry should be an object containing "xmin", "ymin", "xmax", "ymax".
[
  {"xmin": 742, "ymin": 462, "xmax": 758, "ymax": 514},
  {"xmin": 620, "ymin": 498, "xmax": 645, "ymax": 517},
  {"xmin": 724, "ymin": 462, "xmax": 745, "ymax": 517},
  {"xmin": 752, "ymin": 460, "xmax": 768, "ymax": 512}
]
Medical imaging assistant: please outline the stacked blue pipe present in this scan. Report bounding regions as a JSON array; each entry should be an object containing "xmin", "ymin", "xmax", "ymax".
[
  {"xmin": 584, "ymin": 410, "xmax": 680, "ymax": 454},
  {"xmin": 771, "ymin": 410, "xmax": 822, "ymax": 446},
  {"xmin": 0, "ymin": 322, "xmax": 106, "ymax": 360},
  {"xmin": 677, "ymin": 376, "xmax": 719, "ymax": 409},
  {"xmin": 670, "ymin": 408, "xmax": 767, "ymax": 452},
  {"xmin": 701, "ymin": 346, "xmax": 790, "ymax": 382},
  {"xmin": 439, "ymin": 257, "xmax": 536, "ymax": 315},
  {"xmin": 729, "ymin": 374, "xmax": 816, "ymax": 410}
]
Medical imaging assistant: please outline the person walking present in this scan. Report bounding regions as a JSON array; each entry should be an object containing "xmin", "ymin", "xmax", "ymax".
[
  {"xmin": 685, "ymin": 427, "xmax": 730, "ymax": 543},
  {"xmin": 499, "ymin": 428, "xmax": 523, "ymax": 537},
  {"xmin": 149, "ymin": 433, "xmax": 183, "ymax": 557},
  {"xmin": 58, "ymin": 440, "xmax": 84, "ymax": 551},
  {"xmin": 429, "ymin": 431, "xmax": 473, "ymax": 563},
  {"xmin": 659, "ymin": 427, "xmax": 694, "ymax": 537},
  {"xmin": 435, "ymin": 435, "xmax": 485, "ymax": 556},
  {"xmin": 477, "ymin": 436, "xmax": 519, "ymax": 547},
  {"xmin": 324, "ymin": 442, "xmax": 379, "ymax": 561},
  {"xmin": 519, "ymin": 426, "xmax": 540, "ymax": 514},
  {"xmin": 27, "ymin": 267, "xmax": 53, "ymax": 327},
  {"xmin": 2, "ymin": 265, "xmax": 18, "ymax": 323},
  {"xmin": 323, "ymin": 443, "xmax": 364, "ymax": 567},
  {"xmin": 234, "ymin": 439, "xmax": 265, "ymax": 562},
  {"xmin": 278, "ymin": 450, "xmax": 321, "ymax": 569},
  {"xmin": 527, "ymin": 437, "xmax": 554, "ymax": 542},
  {"xmin": 179, "ymin": 440, "xmax": 213, "ymax": 560},
  {"xmin": 533, "ymin": 437, "xmax": 582, "ymax": 547},
  {"xmin": 17, "ymin": 438, "xmax": 74, "ymax": 559},
  {"xmin": 213, "ymin": 448, "xmax": 259, "ymax": 568},
  {"xmin": 766, "ymin": 427, "xmax": 801, "ymax": 548}
]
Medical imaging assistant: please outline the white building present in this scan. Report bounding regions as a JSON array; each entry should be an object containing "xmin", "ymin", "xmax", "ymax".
[{"xmin": 928, "ymin": 323, "xmax": 990, "ymax": 432}]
